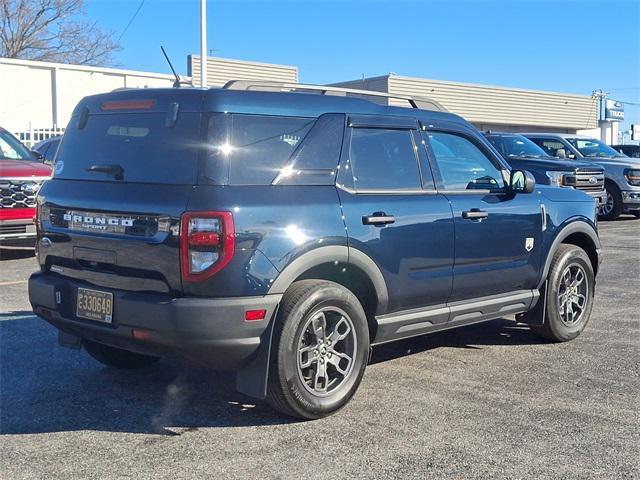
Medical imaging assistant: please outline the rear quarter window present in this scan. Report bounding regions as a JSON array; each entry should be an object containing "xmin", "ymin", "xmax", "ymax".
[{"xmin": 205, "ymin": 114, "xmax": 317, "ymax": 185}]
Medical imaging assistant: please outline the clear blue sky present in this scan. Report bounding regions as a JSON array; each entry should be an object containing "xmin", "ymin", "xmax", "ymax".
[{"xmin": 88, "ymin": 0, "xmax": 639, "ymax": 134}]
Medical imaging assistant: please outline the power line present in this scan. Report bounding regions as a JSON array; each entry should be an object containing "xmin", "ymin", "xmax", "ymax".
[{"xmin": 117, "ymin": 0, "xmax": 146, "ymax": 43}]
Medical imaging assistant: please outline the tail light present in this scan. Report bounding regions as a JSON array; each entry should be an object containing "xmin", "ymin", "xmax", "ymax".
[{"xmin": 180, "ymin": 211, "xmax": 235, "ymax": 282}]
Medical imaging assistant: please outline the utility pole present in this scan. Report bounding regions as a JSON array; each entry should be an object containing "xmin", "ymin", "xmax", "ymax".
[{"xmin": 200, "ymin": 0, "xmax": 207, "ymax": 88}]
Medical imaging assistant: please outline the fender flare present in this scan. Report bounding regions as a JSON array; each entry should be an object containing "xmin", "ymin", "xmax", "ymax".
[
  {"xmin": 268, "ymin": 245, "xmax": 389, "ymax": 314},
  {"xmin": 237, "ymin": 246, "xmax": 388, "ymax": 400},
  {"xmin": 537, "ymin": 220, "xmax": 601, "ymax": 289}
]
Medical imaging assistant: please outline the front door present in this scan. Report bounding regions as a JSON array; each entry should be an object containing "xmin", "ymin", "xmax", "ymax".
[
  {"xmin": 423, "ymin": 128, "xmax": 543, "ymax": 303},
  {"xmin": 337, "ymin": 115, "xmax": 454, "ymax": 315}
]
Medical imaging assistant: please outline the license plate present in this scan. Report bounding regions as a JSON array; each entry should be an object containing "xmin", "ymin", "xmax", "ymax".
[{"xmin": 76, "ymin": 288, "xmax": 113, "ymax": 323}]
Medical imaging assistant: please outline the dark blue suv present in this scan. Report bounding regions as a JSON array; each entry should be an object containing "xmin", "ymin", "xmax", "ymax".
[{"xmin": 29, "ymin": 82, "xmax": 601, "ymax": 419}]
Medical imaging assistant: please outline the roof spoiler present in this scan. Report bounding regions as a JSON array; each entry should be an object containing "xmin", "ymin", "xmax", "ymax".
[{"xmin": 222, "ymin": 80, "xmax": 447, "ymax": 112}]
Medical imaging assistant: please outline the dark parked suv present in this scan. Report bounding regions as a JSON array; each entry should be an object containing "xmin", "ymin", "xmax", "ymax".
[
  {"xmin": 29, "ymin": 82, "xmax": 601, "ymax": 419},
  {"xmin": 483, "ymin": 132, "xmax": 606, "ymax": 205}
]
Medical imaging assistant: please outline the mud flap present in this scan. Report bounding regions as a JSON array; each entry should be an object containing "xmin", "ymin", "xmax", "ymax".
[
  {"xmin": 516, "ymin": 281, "xmax": 547, "ymax": 326},
  {"xmin": 235, "ymin": 306, "xmax": 278, "ymax": 399}
]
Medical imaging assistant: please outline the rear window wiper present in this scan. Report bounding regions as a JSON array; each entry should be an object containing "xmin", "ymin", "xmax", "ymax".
[{"xmin": 86, "ymin": 164, "xmax": 124, "ymax": 180}]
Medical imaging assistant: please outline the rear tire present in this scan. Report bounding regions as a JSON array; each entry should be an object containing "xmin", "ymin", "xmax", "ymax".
[
  {"xmin": 266, "ymin": 280, "xmax": 370, "ymax": 420},
  {"xmin": 530, "ymin": 244, "xmax": 594, "ymax": 342},
  {"xmin": 83, "ymin": 340, "xmax": 161, "ymax": 369},
  {"xmin": 598, "ymin": 182, "xmax": 623, "ymax": 221}
]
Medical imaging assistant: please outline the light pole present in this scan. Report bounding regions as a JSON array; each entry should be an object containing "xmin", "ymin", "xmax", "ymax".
[{"xmin": 200, "ymin": 0, "xmax": 207, "ymax": 87}]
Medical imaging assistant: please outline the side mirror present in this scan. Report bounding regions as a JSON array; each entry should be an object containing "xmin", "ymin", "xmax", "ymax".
[
  {"xmin": 510, "ymin": 170, "xmax": 536, "ymax": 194},
  {"xmin": 555, "ymin": 148, "xmax": 566, "ymax": 158},
  {"xmin": 31, "ymin": 150, "xmax": 44, "ymax": 161}
]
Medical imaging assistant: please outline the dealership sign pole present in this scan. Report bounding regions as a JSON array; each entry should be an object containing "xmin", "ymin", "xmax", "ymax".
[{"xmin": 200, "ymin": 0, "xmax": 207, "ymax": 87}]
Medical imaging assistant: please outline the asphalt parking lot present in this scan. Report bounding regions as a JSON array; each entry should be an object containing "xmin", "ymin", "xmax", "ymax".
[{"xmin": 1, "ymin": 218, "xmax": 638, "ymax": 480}]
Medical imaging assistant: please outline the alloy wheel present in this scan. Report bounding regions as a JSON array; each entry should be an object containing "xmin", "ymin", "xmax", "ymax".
[
  {"xmin": 296, "ymin": 307, "xmax": 357, "ymax": 397},
  {"xmin": 557, "ymin": 264, "xmax": 588, "ymax": 326},
  {"xmin": 599, "ymin": 191, "xmax": 614, "ymax": 216}
]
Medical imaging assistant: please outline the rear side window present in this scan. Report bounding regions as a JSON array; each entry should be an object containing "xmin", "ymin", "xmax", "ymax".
[
  {"xmin": 225, "ymin": 115, "xmax": 314, "ymax": 185},
  {"xmin": 55, "ymin": 113, "xmax": 202, "ymax": 184},
  {"xmin": 348, "ymin": 128, "xmax": 421, "ymax": 190}
]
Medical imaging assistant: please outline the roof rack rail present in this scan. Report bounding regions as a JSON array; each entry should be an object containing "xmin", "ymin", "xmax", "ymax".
[{"xmin": 222, "ymin": 80, "xmax": 448, "ymax": 112}]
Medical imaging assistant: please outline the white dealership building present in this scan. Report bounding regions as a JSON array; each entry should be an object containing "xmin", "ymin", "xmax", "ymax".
[{"xmin": 0, "ymin": 56, "xmax": 621, "ymax": 146}]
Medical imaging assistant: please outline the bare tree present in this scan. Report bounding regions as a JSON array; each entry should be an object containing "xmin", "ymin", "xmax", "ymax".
[{"xmin": 1, "ymin": 0, "xmax": 120, "ymax": 66}]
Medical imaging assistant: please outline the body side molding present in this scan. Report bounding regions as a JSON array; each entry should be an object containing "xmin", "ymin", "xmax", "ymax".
[{"xmin": 373, "ymin": 289, "xmax": 538, "ymax": 345}]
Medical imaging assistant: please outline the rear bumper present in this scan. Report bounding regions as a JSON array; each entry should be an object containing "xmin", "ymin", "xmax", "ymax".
[{"xmin": 29, "ymin": 272, "xmax": 281, "ymax": 369}]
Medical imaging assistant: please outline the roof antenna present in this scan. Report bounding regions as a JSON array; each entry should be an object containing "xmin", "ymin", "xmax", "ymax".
[{"xmin": 161, "ymin": 46, "xmax": 186, "ymax": 88}]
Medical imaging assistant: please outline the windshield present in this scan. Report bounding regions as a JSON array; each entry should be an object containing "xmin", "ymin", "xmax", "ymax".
[
  {"xmin": 566, "ymin": 138, "xmax": 625, "ymax": 158},
  {"xmin": 487, "ymin": 134, "xmax": 550, "ymax": 159},
  {"xmin": 0, "ymin": 130, "xmax": 35, "ymax": 161}
]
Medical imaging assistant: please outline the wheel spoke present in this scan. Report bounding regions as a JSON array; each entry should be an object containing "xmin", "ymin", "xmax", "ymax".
[
  {"xmin": 566, "ymin": 301, "xmax": 574, "ymax": 323},
  {"xmin": 327, "ymin": 316, "xmax": 351, "ymax": 344},
  {"xmin": 311, "ymin": 312, "xmax": 327, "ymax": 340},
  {"xmin": 573, "ymin": 294, "xmax": 586, "ymax": 311},
  {"xmin": 573, "ymin": 269, "xmax": 584, "ymax": 287},
  {"xmin": 314, "ymin": 360, "xmax": 328, "ymax": 393},
  {"xmin": 299, "ymin": 344, "xmax": 318, "ymax": 369},
  {"xmin": 328, "ymin": 350, "xmax": 352, "ymax": 376}
]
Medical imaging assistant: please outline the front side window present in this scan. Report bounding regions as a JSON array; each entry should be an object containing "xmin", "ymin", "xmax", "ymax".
[
  {"xmin": 566, "ymin": 137, "xmax": 624, "ymax": 158},
  {"xmin": 348, "ymin": 128, "xmax": 421, "ymax": 190},
  {"xmin": 427, "ymin": 131, "xmax": 504, "ymax": 191}
]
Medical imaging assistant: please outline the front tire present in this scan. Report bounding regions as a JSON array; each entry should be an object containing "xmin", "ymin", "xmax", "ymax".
[
  {"xmin": 267, "ymin": 280, "xmax": 370, "ymax": 419},
  {"xmin": 530, "ymin": 245, "xmax": 595, "ymax": 342},
  {"xmin": 83, "ymin": 340, "xmax": 161, "ymax": 369},
  {"xmin": 598, "ymin": 182, "xmax": 623, "ymax": 221}
]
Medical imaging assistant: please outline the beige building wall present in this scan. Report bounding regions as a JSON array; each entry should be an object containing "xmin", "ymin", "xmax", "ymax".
[
  {"xmin": 0, "ymin": 58, "xmax": 176, "ymax": 132},
  {"xmin": 334, "ymin": 74, "xmax": 599, "ymax": 133},
  {"xmin": 188, "ymin": 55, "xmax": 298, "ymax": 87}
]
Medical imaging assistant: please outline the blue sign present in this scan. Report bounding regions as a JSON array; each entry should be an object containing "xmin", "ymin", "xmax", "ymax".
[{"xmin": 603, "ymin": 99, "xmax": 624, "ymax": 122}]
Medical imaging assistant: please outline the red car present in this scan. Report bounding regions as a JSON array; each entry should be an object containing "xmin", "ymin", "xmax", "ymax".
[{"xmin": 0, "ymin": 128, "xmax": 52, "ymax": 248}]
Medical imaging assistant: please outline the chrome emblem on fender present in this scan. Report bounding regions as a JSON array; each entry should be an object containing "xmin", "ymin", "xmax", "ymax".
[{"xmin": 525, "ymin": 237, "xmax": 534, "ymax": 252}]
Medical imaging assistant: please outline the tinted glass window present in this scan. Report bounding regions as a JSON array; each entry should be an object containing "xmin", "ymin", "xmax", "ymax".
[
  {"xmin": 487, "ymin": 135, "xmax": 549, "ymax": 158},
  {"xmin": 566, "ymin": 137, "xmax": 623, "ymax": 158},
  {"xmin": 528, "ymin": 138, "xmax": 567, "ymax": 157},
  {"xmin": 55, "ymin": 113, "xmax": 202, "ymax": 184},
  {"xmin": 225, "ymin": 115, "xmax": 314, "ymax": 185},
  {"xmin": 44, "ymin": 138, "xmax": 61, "ymax": 162},
  {"xmin": 427, "ymin": 132, "xmax": 504, "ymax": 190},
  {"xmin": 348, "ymin": 128, "xmax": 420, "ymax": 190},
  {"xmin": 0, "ymin": 130, "xmax": 34, "ymax": 161}
]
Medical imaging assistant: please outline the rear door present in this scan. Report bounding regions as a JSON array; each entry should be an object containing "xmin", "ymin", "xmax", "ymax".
[
  {"xmin": 337, "ymin": 115, "xmax": 454, "ymax": 315},
  {"xmin": 423, "ymin": 126, "xmax": 543, "ymax": 302}
]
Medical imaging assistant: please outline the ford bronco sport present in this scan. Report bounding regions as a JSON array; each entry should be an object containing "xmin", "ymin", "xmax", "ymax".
[{"xmin": 29, "ymin": 82, "xmax": 601, "ymax": 419}]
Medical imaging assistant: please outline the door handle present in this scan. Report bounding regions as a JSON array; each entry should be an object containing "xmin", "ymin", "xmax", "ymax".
[
  {"xmin": 462, "ymin": 209, "xmax": 488, "ymax": 220},
  {"xmin": 362, "ymin": 212, "xmax": 395, "ymax": 226}
]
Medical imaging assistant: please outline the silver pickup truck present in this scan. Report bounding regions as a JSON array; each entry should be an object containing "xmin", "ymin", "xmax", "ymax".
[{"xmin": 523, "ymin": 133, "xmax": 640, "ymax": 220}]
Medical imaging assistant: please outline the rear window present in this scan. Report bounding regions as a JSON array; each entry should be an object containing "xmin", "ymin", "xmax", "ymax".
[{"xmin": 54, "ymin": 113, "xmax": 202, "ymax": 184}]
